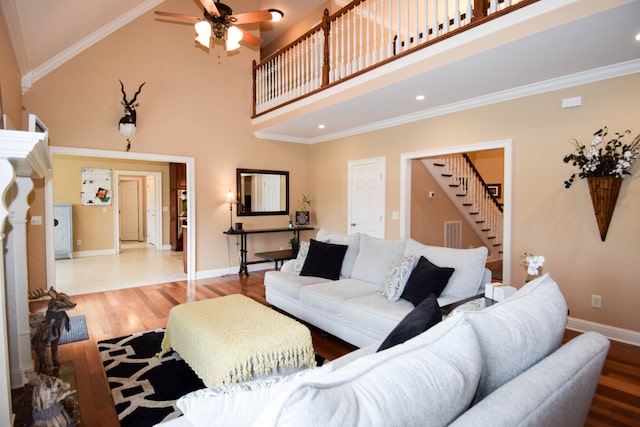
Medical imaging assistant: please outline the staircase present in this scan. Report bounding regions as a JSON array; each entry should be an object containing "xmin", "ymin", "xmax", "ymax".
[{"xmin": 422, "ymin": 154, "xmax": 503, "ymax": 259}]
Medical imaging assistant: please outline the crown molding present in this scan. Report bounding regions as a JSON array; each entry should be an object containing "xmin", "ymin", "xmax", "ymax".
[
  {"xmin": 21, "ymin": 0, "xmax": 164, "ymax": 93},
  {"xmin": 254, "ymin": 59, "xmax": 640, "ymax": 144}
]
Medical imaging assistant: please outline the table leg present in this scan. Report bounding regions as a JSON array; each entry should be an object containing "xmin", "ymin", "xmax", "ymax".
[{"xmin": 239, "ymin": 233, "xmax": 248, "ymax": 276}]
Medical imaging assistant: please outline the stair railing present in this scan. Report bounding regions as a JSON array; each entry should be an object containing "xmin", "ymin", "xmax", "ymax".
[
  {"xmin": 253, "ymin": 0, "xmax": 538, "ymax": 116},
  {"xmin": 434, "ymin": 154, "xmax": 503, "ymax": 249}
]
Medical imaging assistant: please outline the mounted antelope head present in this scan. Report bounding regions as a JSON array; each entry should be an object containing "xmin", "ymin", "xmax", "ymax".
[{"xmin": 118, "ymin": 80, "xmax": 145, "ymax": 140}]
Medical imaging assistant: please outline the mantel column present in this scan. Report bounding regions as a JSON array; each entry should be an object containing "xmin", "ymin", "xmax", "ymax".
[
  {"xmin": 5, "ymin": 177, "xmax": 36, "ymax": 387},
  {"xmin": 0, "ymin": 158, "xmax": 16, "ymax": 426},
  {"xmin": 0, "ymin": 128, "xmax": 51, "ymax": 426}
]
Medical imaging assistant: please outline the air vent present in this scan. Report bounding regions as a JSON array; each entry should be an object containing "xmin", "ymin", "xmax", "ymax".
[{"xmin": 444, "ymin": 221, "xmax": 461, "ymax": 249}]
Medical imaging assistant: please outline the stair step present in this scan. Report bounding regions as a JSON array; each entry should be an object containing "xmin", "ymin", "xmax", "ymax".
[
  {"xmin": 487, "ymin": 236, "xmax": 496, "ymax": 239},
  {"xmin": 433, "ymin": 163, "xmax": 445, "ymax": 167},
  {"xmin": 463, "ymin": 203, "xmax": 473, "ymax": 206},
  {"xmin": 482, "ymin": 228, "xmax": 491, "ymax": 232},
  {"xmin": 449, "ymin": 184, "xmax": 460, "ymax": 188},
  {"xmin": 469, "ymin": 211, "xmax": 479, "ymax": 215},
  {"xmin": 475, "ymin": 220, "xmax": 485, "ymax": 224},
  {"xmin": 441, "ymin": 173, "xmax": 453, "ymax": 177}
]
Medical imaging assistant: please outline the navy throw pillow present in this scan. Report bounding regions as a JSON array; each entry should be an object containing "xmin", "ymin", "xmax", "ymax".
[
  {"xmin": 300, "ymin": 239, "xmax": 348, "ymax": 280},
  {"xmin": 400, "ymin": 256, "xmax": 454, "ymax": 306},
  {"xmin": 377, "ymin": 294, "xmax": 442, "ymax": 352}
]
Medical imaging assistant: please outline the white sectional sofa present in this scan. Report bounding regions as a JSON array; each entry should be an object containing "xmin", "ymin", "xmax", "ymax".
[
  {"xmin": 264, "ymin": 229, "xmax": 492, "ymax": 347},
  {"xmin": 157, "ymin": 273, "xmax": 610, "ymax": 427}
]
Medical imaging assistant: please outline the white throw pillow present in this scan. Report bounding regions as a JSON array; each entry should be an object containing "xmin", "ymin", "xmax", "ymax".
[
  {"xmin": 404, "ymin": 239, "xmax": 488, "ymax": 298},
  {"xmin": 177, "ymin": 365, "xmax": 333, "ymax": 427},
  {"xmin": 255, "ymin": 315, "xmax": 482, "ymax": 427},
  {"xmin": 378, "ymin": 255, "xmax": 416, "ymax": 302},
  {"xmin": 350, "ymin": 234, "xmax": 407, "ymax": 285},
  {"xmin": 289, "ymin": 241, "xmax": 310, "ymax": 274},
  {"xmin": 315, "ymin": 228, "xmax": 361, "ymax": 277}
]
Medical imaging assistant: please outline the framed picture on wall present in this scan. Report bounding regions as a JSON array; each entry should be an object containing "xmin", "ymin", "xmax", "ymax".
[
  {"xmin": 487, "ymin": 183, "xmax": 502, "ymax": 198},
  {"xmin": 81, "ymin": 168, "xmax": 112, "ymax": 205}
]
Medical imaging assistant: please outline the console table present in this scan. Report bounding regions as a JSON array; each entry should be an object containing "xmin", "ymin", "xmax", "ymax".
[{"xmin": 223, "ymin": 227, "xmax": 313, "ymax": 275}]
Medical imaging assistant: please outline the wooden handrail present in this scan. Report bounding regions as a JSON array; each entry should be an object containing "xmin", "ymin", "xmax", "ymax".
[
  {"xmin": 462, "ymin": 153, "xmax": 503, "ymax": 213},
  {"xmin": 253, "ymin": 0, "xmax": 539, "ymax": 118}
]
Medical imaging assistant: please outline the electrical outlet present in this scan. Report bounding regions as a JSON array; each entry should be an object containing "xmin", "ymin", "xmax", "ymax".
[
  {"xmin": 77, "ymin": 239, "xmax": 81, "ymax": 246},
  {"xmin": 591, "ymin": 294, "xmax": 602, "ymax": 309}
]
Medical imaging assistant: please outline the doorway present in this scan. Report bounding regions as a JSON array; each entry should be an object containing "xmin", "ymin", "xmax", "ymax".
[
  {"xmin": 400, "ymin": 139, "xmax": 513, "ymax": 284},
  {"xmin": 119, "ymin": 178, "xmax": 143, "ymax": 242},
  {"xmin": 45, "ymin": 147, "xmax": 196, "ymax": 291},
  {"xmin": 113, "ymin": 170, "xmax": 163, "ymax": 254},
  {"xmin": 348, "ymin": 157, "xmax": 386, "ymax": 238}
]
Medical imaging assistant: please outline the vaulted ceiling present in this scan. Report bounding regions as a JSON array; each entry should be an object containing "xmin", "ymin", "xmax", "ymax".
[{"xmin": 0, "ymin": 0, "xmax": 326, "ymax": 87}]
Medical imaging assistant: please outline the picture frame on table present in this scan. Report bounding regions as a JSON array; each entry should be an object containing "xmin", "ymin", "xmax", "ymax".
[{"xmin": 487, "ymin": 183, "xmax": 502, "ymax": 198}]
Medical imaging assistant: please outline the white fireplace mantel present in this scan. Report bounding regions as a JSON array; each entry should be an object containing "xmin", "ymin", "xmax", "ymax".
[{"xmin": 0, "ymin": 128, "xmax": 51, "ymax": 426}]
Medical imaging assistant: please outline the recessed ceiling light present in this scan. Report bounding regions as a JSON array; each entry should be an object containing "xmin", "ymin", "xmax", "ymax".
[
  {"xmin": 269, "ymin": 9, "xmax": 284, "ymax": 23},
  {"xmin": 318, "ymin": 124, "xmax": 325, "ymax": 129},
  {"xmin": 416, "ymin": 95, "xmax": 425, "ymax": 101},
  {"xmin": 635, "ymin": 32, "xmax": 640, "ymax": 41}
]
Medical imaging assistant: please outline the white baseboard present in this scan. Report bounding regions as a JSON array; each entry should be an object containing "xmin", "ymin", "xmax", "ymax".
[
  {"xmin": 196, "ymin": 263, "xmax": 272, "ymax": 280},
  {"xmin": 73, "ymin": 249, "xmax": 116, "ymax": 258},
  {"xmin": 567, "ymin": 317, "xmax": 640, "ymax": 346}
]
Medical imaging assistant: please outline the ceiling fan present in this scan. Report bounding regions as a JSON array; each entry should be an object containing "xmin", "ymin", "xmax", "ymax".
[{"xmin": 155, "ymin": 0, "xmax": 281, "ymax": 51}]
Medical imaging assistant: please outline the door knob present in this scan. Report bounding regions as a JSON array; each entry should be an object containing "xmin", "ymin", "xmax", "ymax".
[{"xmin": 351, "ymin": 223, "xmax": 356, "ymax": 227}]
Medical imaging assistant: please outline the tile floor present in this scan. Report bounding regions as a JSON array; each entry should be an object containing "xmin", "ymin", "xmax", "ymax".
[{"xmin": 55, "ymin": 245, "xmax": 187, "ymax": 295}]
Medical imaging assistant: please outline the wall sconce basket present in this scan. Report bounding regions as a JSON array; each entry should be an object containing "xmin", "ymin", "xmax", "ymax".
[{"xmin": 587, "ymin": 176, "xmax": 622, "ymax": 241}]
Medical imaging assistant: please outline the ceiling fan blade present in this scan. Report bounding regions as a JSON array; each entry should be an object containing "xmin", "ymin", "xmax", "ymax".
[
  {"xmin": 154, "ymin": 11, "xmax": 201, "ymax": 22},
  {"xmin": 200, "ymin": 0, "xmax": 220, "ymax": 16},
  {"xmin": 231, "ymin": 10, "xmax": 272, "ymax": 25},
  {"xmin": 237, "ymin": 27, "xmax": 262, "ymax": 47}
]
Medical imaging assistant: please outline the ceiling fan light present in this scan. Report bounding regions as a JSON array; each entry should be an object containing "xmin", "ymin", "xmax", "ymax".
[
  {"xmin": 195, "ymin": 34, "xmax": 211, "ymax": 48},
  {"xmin": 226, "ymin": 39, "xmax": 241, "ymax": 51},
  {"xmin": 195, "ymin": 20, "xmax": 211, "ymax": 37},
  {"xmin": 268, "ymin": 9, "xmax": 284, "ymax": 22},
  {"xmin": 227, "ymin": 26, "xmax": 243, "ymax": 43}
]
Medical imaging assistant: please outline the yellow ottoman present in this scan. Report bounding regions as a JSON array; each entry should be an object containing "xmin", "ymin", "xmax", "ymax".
[{"xmin": 158, "ymin": 294, "xmax": 316, "ymax": 387}]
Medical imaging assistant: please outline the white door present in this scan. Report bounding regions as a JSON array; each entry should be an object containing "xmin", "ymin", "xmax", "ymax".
[
  {"xmin": 146, "ymin": 176, "xmax": 157, "ymax": 246},
  {"xmin": 119, "ymin": 180, "xmax": 140, "ymax": 241},
  {"xmin": 348, "ymin": 157, "xmax": 386, "ymax": 238}
]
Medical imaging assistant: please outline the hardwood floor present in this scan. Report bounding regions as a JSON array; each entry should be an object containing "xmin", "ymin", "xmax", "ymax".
[{"xmin": 24, "ymin": 272, "xmax": 640, "ymax": 426}]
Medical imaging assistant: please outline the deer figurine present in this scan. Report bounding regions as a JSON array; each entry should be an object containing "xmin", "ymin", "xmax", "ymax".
[
  {"xmin": 118, "ymin": 79, "xmax": 145, "ymax": 150},
  {"xmin": 26, "ymin": 371, "xmax": 74, "ymax": 427},
  {"xmin": 29, "ymin": 288, "xmax": 77, "ymax": 373}
]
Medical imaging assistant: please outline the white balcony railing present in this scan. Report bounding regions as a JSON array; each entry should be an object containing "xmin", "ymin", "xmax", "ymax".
[{"xmin": 253, "ymin": 0, "xmax": 536, "ymax": 116}]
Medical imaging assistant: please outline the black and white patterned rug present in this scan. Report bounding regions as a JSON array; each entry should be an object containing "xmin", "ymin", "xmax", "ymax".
[{"xmin": 98, "ymin": 329, "xmax": 204, "ymax": 427}]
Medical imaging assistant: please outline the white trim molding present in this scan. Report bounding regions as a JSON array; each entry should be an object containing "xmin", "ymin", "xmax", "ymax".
[{"xmin": 567, "ymin": 317, "xmax": 640, "ymax": 347}]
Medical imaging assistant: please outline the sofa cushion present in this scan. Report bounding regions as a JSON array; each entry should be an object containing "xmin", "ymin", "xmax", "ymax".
[
  {"xmin": 177, "ymin": 365, "xmax": 333, "ymax": 427},
  {"xmin": 340, "ymin": 293, "xmax": 415, "ymax": 342},
  {"xmin": 404, "ymin": 239, "xmax": 488, "ymax": 298},
  {"xmin": 449, "ymin": 331, "xmax": 610, "ymax": 427},
  {"xmin": 289, "ymin": 241, "xmax": 310, "ymax": 274},
  {"xmin": 316, "ymin": 228, "xmax": 361, "ymax": 278},
  {"xmin": 264, "ymin": 271, "xmax": 331, "ymax": 300},
  {"xmin": 462, "ymin": 273, "xmax": 568, "ymax": 403},
  {"xmin": 400, "ymin": 256, "xmax": 454, "ymax": 306},
  {"xmin": 378, "ymin": 255, "xmax": 416, "ymax": 302},
  {"xmin": 300, "ymin": 239, "xmax": 348, "ymax": 280},
  {"xmin": 377, "ymin": 294, "xmax": 442, "ymax": 352},
  {"xmin": 299, "ymin": 279, "xmax": 379, "ymax": 316},
  {"xmin": 351, "ymin": 235, "xmax": 407, "ymax": 285},
  {"xmin": 256, "ymin": 314, "xmax": 482, "ymax": 427}
]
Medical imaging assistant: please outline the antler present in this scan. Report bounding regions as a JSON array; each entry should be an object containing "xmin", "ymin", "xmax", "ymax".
[
  {"xmin": 119, "ymin": 80, "xmax": 146, "ymax": 107},
  {"xmin": 129, "ymin": 82, "xmax": 146, "ymax": 106},
  {"xmin": 119, "ymin": 79, "xmax": 128, "ymax": 105},
  {"xmin": 29, "ymin": 288, "xmax": 49, "ymax": 300}
]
